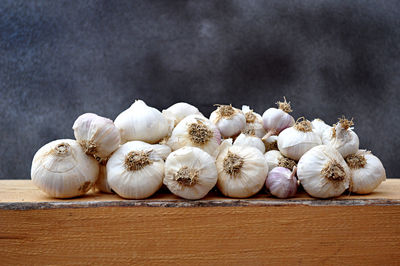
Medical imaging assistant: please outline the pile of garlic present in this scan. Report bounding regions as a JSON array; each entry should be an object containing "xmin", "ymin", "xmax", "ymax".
[{"xmin": 31, "ymin": 98, "xmax": 386, "ymax": 199}]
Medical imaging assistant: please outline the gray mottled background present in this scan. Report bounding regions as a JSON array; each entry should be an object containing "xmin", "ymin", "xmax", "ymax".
[{"xmin": 0, "ymin": 0, "xmax": 399, "ymax": 179}]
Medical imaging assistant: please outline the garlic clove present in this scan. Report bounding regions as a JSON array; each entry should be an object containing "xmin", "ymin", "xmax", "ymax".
[
  {"xmin": 162, "ymin": 102, "xmax": 204, "ymax": 127},
  {"xmin": 266, "ymin": 166, "xmax": 298, "ymax": 198},
  {"xmin": 345, "ymin": 150, "xmax": 386, "ymax": 194},
  {"xmin": 216, "ymin": 145, "xmax": 268, "ymax": 198},
  {"xmin": 297, "ymin": 145, "xmax": 350, "ymax": 198},
  {"xmin": 107, "ymin": 141, "xmax": 164, "ymax": 199},
  {"xmin": 163, "ymin": 147, "xmax": 218, "ymax": 200},
  {"xmin": 73, "ymin": 113, "xmax": 121, "ymax": 161},
  {"xmin": 167, "ymin": 115, "xmax": 221, "ymax": 157},
  {"xmin": 233, "ymin": 133, "xmax": 265, "ymax": 153},
  {"xmin": 31, "ymin": 139, "xmax": 99, "ymax": 198},
  {"xmin": 210, "ymin": 105, "xmax": 246, "ymax": 138},
  {"xmin": 114, "ymin": 100, "xmax": 170, "ymax": 144},
  {"xmin": 322, "ymin": 117, "xmax": 359, "ymax": 158},
  {"xmin": 277, "ymin": 118, "xmax": 321, "ymax": 161}
]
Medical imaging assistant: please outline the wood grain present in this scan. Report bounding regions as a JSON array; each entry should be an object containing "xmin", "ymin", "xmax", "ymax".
[{"xmin": 0, "ymin": 180, "xmax": 399, "ymax": 265}]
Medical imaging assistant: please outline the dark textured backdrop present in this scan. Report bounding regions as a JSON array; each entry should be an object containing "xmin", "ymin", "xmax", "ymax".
[{"xmin": 1, "ymin": 0, "xmax": 399, "ymax": 179}]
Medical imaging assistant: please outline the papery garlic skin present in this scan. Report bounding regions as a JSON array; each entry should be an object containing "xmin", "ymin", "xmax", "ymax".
[
  {"xmin": 95, "ymin": 164, "xmax": 113, "ymax": 193},
  {"xmin": 216, "ymin": 145, "xmax": 268, "ymax": 198},
  {"xmin": 278, "ymin": 119, "xmax": 322, "ymax": 161},
  {"xmin": 311, "ymin": 118, "xmax": 330, "ymax": 139},
  {"xmin": 210, "ymin": 105, "xmax": 246, "ymax": 137},
  {"xmin": 262, "ymin": 98, "xmax": 295, "ymax": 139},
  {"xmin": 234, "ymin": 133, "xmax": 265, "ymax": 153},
  {"xmin": 167, "ymin": 115, "xmax": 221, "ymax": 157},
  {"xmin": 31, "ymin": 139, "xmax": 99, "ymax": 198},
  {"xmin": 162, "ymin": 102, "xmax": 203, "ymax": 127},
  {"xmin": 164, "ymin": 147, "xmax": 218, "ymax": 200},
  {"xmin": 107, "ymin": 141, "xmax": 164, "ymax": 199},
  {"xmin": 114, "ymin": 100, "xmax": 170, "ymax": 144},
  {"xmin": 322, "ymin": 118, "xmax": 359, "ymax": 157},
  {"xmin": 266, "ymin": 167, "xmax": 298, "ymax": 198},
  {"xmin": 264, "ymin": 150, "xmax": 296, "ymax": 173},
  {"xmin": 242, "ymin": 105, "xmax": 266, "ymax": 138},
  {"xmin": 73, "ymin": 113, "xmax": 121, "ymax": 161},
  {"xmin": 297, "ymin": 145, "xmax": 350, "ymax": 198},
  {"xmin": 345, "ymin": 150, "xmax": 386, "ymax": 194}
]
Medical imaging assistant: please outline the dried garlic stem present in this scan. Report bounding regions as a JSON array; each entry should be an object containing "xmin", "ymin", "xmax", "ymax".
[
  {"xmin": 125, "ymin": 151, "xmax": 152, "ymax": 171},
  {"xmin": 174, "ymin": 166, "xmax": 199, "ymax": 186},
  {"xmin": 321, "ymin": 160, "xmax": 346, "ymax": 182},
  {"xmin": 276, "ymin": 97, "xmax": 293, "ymax": 113},
  {"xmin": 223, "ymin": 151, "xmax": 244, "ymax": 176}
]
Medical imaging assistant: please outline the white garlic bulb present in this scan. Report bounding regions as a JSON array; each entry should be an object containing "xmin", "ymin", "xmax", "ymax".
[
  {"xmin": 164, "ymin": 147, "xmax": 218, "ymax": 200},
  {"xmin": 162, "ymin": 102, "xmax": 203, "ymax": 127},
  {"xmin": 73, "ymin": 113, "xmax": 121, "ymax": 161},
  {"xmin": 345, "ymin": 150, "xmax": 386, "ymax": 194},
  {"xmin": 264, "ymin": 150, "xmax": 297, "ymax": 173},
  {"xmin": 263, "ymin": 135, "xmax": 278, "ymax": 152},
  {"xmin": 311, "ymin": 118, "xmax": 330, "ymax": 139},
  {"xmin": 31, "ymin": 139, "xmax": 99, "ymax": 198},
  {"xmin": 233, "ymin": 132, "xmax": 265, "ymax": 153},
  {"xmin": 152, "ymin": 144, "xmax": 172, "ymax": 160},
  {"xmin": 262, "ymin": 97, "xmax": 295, "ymax": 140},
  {"xmin": 107, "ymin": 141, "xmax": 165, "ymax": 199},
  {"xmin": 216, "ymin": 145, "xmax": 268, "ymax": 198},
  {"xmin": 278, "ymin": 118, "xmax": 322, "ymax": 160},
  {"xmin": 242, "ymin": 105, "xmax": 266, "ymax": 138},
  {"xmin": 266, "ymin": 166, "xmax": 298, "ymax": 199},
  {"xmin": 297, "ymin": 145, "xmax": 351, "ymax": 198},
  {"xmin": 210, "ymin": 105, "xmax": 246, "ymax": 138},
  {"xmin": 167, "ymin": 115, "xmax": 221, "ymax": 157},
  {"xmin": 322, "ymin": 117, "xmax": 359, "ymax": 157},
  {"xmin": 114, "ymin": 100, "xmax": 171, "ymax": 144},
  {"xmin": 95, "ymin": 164, "xmax": 113, "ymax": 193}
]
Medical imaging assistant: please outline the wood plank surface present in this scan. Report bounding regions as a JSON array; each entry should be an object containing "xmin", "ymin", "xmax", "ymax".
[
  {"xmin": 1, "ymin": 180, "xmax": 399, "ymax": 265},
  {"xmin": 0, "ymin": 179, "xmax": 400, "ymax": 208}
]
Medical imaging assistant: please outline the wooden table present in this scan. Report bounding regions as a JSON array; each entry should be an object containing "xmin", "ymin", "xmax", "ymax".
[{"xmin": 1, "ymin": 179, "xmax": 399, "ymax": 265}]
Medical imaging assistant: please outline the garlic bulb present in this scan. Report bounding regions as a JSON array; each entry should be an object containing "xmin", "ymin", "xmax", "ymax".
[
  {"xmin": 162, "ymin": 102, "xmax": 203, "ymax": 127},
  {"xmin": 210, "ymin": 105, "xmax": 246, "ymax": 138},
  {"xmin": 278, "ymin": 118, "xmax": 322, "ymax": 160},
  {"xmin": 167, "ymin": 115, "xmax": 221, "ymax": 157},
  {"xmin": 266, "ymin": 166, "xmax": 298, "ymax": 198},
  {"xmin": 114, "ymin": 100, "xmax": 170, "ymax": 144},
  {"xmin": 297, "ymin": 145, "xmax": 351, "ymax": 198},
  {"xmin": 73, "ymin": 113, "xmax": 121, "ymax": 161},
  {"xmin": 311, "ymin": 118, "xmax": 330, "ymax": 139},
  {"xmin": 152, "ymin": 144, "xmax": 172, "ymax": 160},
  {"xmin": 95, "ymin": 163, "xmax": 113, "ymax": 193},
  {"xmin": 242, "ymin": 105, "xmax": 266, "ymax": 138},
  {"xmin": 322, "ymin": 117, "xmax": 359, "ymax": 157},
  {"xmin": 262, "ymin": 97, "xmax": 295, "ymax": 140},
  {"xmin": 216, "ymin": 145, "xmax": 268, "ymax": 198},
  {"xmin": 264, "ymin": 150, "xmax": 297, "ymax": 173},
  {"xmin": 107, "ymin": 141, "xmax": 165, "ymax": 199},
  {"xmin": 31, "ymin": 139, "xmax": 99, "ymax": 198},
  {"xmin": 263, "ymin": 135, "xmax": 278, "ymax": 152},
  {"xmin": 164, "ymin": 147, "xmax": 218, "ymax": 200},
  {"xmin": 345, "ymin": 150, "xmax": 386, "ymax": 194},
  {"xmin": 233, "ymin": 132, "xmax": 265, "ymax": 153}
]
